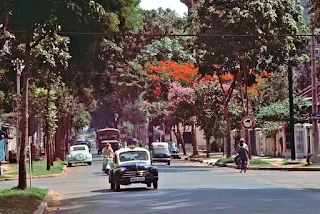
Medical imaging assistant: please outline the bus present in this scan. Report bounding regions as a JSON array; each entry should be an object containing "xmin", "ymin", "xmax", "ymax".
[{"xmin": 96, "ymin": 128, "xmax": 121, "ymax": 154}]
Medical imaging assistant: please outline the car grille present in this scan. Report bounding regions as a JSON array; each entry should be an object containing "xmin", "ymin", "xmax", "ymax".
[
  {"xmin": 122, "ymin": 170, "xmax": 150, "ymax": 178},
  {"xmin": 153, "ymin": 154, "xmax": 170, "ymax": 158}
]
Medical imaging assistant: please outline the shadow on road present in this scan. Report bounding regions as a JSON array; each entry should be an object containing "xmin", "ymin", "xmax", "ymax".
[
  {"xmin": 156, "ymin": 165, "xmax": 212, "ymax": 173},
  {"xmin": 46, "ymin": 187, "xmax": 320, "ymax": 214},
  {"xmin": 91, "ymin": 187, "xmax": 150, "ymax": 193}
]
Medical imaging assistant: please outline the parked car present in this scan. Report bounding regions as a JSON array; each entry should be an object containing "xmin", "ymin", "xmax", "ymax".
[
  {"xmin": 66, "ymin": 145, "xmax": 92, "ymax": 167},
  {"xmin": 167, "ymin": 141, "xmax": 180, "ymax": 159},
  {"xmin": 109, "ymin": 146, "xmax": 159, "ymax": 191}
]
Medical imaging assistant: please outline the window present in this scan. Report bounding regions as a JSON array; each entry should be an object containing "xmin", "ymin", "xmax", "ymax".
[
  {"xmin": 73, "ymin": 146, "xmax": 86, "ymax": 151},
  {"xmin": 119, "ymin": 151, "xmax": 148, "ymax": 162}
]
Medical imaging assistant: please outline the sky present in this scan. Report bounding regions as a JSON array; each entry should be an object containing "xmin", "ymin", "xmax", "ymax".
[{"xmin": 139, "ymin": 0, "xmax": 188, "ymax": 16}]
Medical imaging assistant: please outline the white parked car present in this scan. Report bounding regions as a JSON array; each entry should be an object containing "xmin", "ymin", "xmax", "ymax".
[{"xmin": 66, "ymin": 145, "xmax": 92, "ymax": 167}]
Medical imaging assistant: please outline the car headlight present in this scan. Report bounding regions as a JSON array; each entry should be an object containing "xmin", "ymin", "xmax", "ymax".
[
  {"xmin": 116, "ymin": 167, "xmax": 126, "ymax": 176},
  {"xmin": 149, "ymin": 166, "xmax": 158, "ymax": 175}
]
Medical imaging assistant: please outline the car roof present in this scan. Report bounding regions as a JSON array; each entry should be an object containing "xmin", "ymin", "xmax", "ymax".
[
  {"xmin": 115, "ymin": 147, "xmax": 149, "ymax": 155},
  {"xmin": 71, "ymin": 145, "xmax": 88, "ymax": 148}
]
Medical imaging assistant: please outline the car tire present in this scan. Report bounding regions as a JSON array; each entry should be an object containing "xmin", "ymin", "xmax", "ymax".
[
  {"xmin": 153, "ymin": 181, "xmax": 158, "ymax": 189},
  {"xmin": 167, "ymin": 161, "xmax": 170, "ymax": 166},
  {"xmin": 115, "ymin": 182, "xmax": 120, "ymax": 192},
  {"xmin": 147, "ymin": 183, "xmax": 151, "ymax": 187},
  {"xmin": 87, "ymin": 162, "xmax": 92, "ymax": 165},
  {"xmin": 67, "ymin": 163, "xmax": 72, "ymax": 167}
]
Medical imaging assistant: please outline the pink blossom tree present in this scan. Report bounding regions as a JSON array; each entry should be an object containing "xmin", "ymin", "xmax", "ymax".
[{"xmin": 166, "ymin": 82, "xmax": 195, "ymax": 155}]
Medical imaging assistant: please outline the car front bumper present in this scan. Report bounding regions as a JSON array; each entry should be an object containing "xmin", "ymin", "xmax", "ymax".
[
  {"xmin": 152, "ymin": 158, "xmax": 170, "ymax": 162},
  {"xmin": 116, "ymin": 176, "xmax": 159, "ymax": 185}
]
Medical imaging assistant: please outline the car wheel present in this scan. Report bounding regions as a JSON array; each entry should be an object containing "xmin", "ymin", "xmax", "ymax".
[
  {"xmin": 147, "ymin": 183, "xmax": 151, "ymax": 187},
  {"xmin": 153, "ymin": 181, "xmax": 158, "ymax": 189},
  {"xmin": 115, "ymin": 182, "xmax": 120, "ymax": 191},
  {"xmin": 167, "ymin": 161, "xmax": 170, "ymax": 166},
  {"xmin": 87, "ymin": 162, "xmax": 92, "ymax": 165},
  {"xmin": 67, "ymin": 163, "xmax": 72, "ymax": 167}
]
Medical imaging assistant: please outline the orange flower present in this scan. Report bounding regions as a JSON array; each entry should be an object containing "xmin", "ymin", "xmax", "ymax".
[{"xmin": 220, "ymin": 72, "xmax": 234, "ymax": 81}]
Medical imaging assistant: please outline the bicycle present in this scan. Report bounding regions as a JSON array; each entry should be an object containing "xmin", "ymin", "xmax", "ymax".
[{"xmin": 239, "ymin": 159, "xmax": 248, "ymax": 173}]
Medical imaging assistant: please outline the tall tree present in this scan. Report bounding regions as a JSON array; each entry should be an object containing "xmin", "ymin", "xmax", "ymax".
[
  {"xmin": 196, "ymin": 0, "xmax": 309, "ymax": 157},
  {"xmin": 2, "ymin": 0, "xmax": 141, "ymax": 190}
]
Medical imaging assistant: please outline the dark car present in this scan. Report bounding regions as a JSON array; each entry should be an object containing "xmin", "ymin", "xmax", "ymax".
[
  {"xmin": 109, "ymin": 147, "xmax": 159, "ymax": 191},
  {"xmin": 167, "ymin": 141, "xmax": 180, "ymax": 159}
]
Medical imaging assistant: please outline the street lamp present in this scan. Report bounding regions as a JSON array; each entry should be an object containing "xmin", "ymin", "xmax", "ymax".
[{"xmin": 11, "ymin": 58, "xmax": 25, "ymax": 160}]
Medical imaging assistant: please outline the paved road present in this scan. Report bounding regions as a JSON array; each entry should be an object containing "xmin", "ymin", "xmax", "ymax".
[{"xmin": 2, "ymin": 156, "xmax": 320, "ymax": 214}]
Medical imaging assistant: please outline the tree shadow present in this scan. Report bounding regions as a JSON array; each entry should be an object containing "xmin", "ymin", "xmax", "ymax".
[{"xmin": 46, "ymin": 187, "xmax": 320, "ymax": 214}]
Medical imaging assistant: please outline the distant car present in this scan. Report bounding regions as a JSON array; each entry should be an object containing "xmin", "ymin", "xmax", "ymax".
[
  {"xmin": 66, "ymin": 145, "xmax": 92, "ymax": 167},
  {"xmin": 167, "ymin": 141, "xmax": 180, "ymax": 159},
  {"xmin": 76, "ymin": 139, "xmax": 92, "ymax": 151},
  {"xmin": 109, "ymin": 146, "xmax": 159, "ymax": 191},
  {"xmin": 151, "ymin": 142, "xmax": 171, "ymax": 165}
]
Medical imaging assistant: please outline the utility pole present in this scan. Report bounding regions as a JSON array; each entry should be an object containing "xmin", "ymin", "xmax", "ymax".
[
  {"xmin": 243, "ymin": 53, "xmax": 251, "ymax": 159},
  {"xmin": 311, "ymin": 27, "xmax": 320, "ymax": 161},
  {"xmin": 11, "ymin": 58, "xmax": 24, "ymax": 161},
  {"xmin": 288, "ymin": 63, "xmax": 295, "ymax": 160}
]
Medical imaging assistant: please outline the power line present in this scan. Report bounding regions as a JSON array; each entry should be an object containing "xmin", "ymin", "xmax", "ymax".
[{"xmin": 9, "ymin": 31, "xmax": 316, "ymax": 37}]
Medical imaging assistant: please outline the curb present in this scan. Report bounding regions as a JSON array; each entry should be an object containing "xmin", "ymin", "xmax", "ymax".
[
  {"xmin": 33, "ymin": 190, "xmax": 53, "ymax": 214},
  {"xmin": 0, "ymin": 165, "xmax": 67, "ymax": 182},
  {"xmin": 215, "ymin": 163, "xmax": 320, "ymax": 171}
]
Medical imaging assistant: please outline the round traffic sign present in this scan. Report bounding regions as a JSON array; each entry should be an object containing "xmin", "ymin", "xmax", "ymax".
[{"xmin": 241, "ymin": 116, "xmax": 255, "ymax": 129}]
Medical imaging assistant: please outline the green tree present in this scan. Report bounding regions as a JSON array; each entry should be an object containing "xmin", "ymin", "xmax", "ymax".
[
  {"xmin": 1, "ymin": 0, "xmax": 142, "ymax": 190},
  {"xmin": 257, "ymin": 97, "xmax": 311, "ymax": 136},
  {"xmin": 309, "ymin": 0, "xmax": 320, "ymax": 27},
  {"xmin": 196, "ymin": 0, "xmax": 309, "ymax": 158},
  {"xmin": 193, "ymin": 80, "xmax": 224, "ymax": 157}
]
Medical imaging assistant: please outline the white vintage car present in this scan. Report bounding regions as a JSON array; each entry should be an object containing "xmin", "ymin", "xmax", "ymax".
[{"xmin": 66, "ymin": 145, "xmax": 92, "ymax": 167}]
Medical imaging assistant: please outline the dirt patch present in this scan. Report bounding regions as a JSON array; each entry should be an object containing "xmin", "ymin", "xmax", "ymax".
[
  {"xmin": 45, "ymin": 192, "xmax": 61, "ymax": 213},
  {"xmin": 1, "ymin": 164, "xmax": 13, "ymax": 175}
]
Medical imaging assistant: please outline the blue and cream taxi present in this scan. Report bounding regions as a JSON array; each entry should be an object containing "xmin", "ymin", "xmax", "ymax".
[{"xmin": 109, "ymin": 146, "xmax": 159, "ymax": 191}]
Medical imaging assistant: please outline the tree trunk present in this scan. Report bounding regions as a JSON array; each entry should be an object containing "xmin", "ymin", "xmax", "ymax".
[
  {"xmin": 176, "ymin": 124, "xmax": 186, "ymax": 155},
  {"xmin": 148, "ymin": 125, "xmax": 154, "ymax": 148},
  {"xmin": 191, "ymin": 121, "xmax": 198, "ymax": 155},
  {"xmin": 46, "ymin": 84, "xmax": 51, "ymax": 170},
  {"xmin": 50, "ymin": 138, "xmax": 54, "ymax": 166},
  {"xmin": 224, "ymin": 104, "xmax": 232, "ymax": 158},
  {"xmin": 206, "ymin": 137, "xmax": 210, "ymax": 158},
  {"xmin": 18, "ymin": 73, "xmax": 29, "ymax": 190}
]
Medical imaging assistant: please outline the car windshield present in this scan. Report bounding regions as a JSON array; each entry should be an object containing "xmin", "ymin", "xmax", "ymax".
[
  {"xmin": 153, "ymin": 148, "xmax": 170, "ymax": 154},
  {"xmin": 119, "ymin": 151, "xmax": 148, "ymax": 162},
  {"xmin": 168, "ymin": 142, "xmax": 177, "ymax": 149},
  {"xmin": 72, "ymin": 146, "xmax": 86, "ymax": 151}
]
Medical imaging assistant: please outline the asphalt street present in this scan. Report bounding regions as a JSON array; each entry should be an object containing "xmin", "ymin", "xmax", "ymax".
[{"xmin": 1, "ymin": 155, "xmax": 320, "ymax": 214}]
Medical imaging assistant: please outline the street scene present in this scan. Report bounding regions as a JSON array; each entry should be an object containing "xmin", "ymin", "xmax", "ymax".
[
  {"xmin": 2, "ymin": 154, "xmax": 320, "ymax": 214},
  {"xmin": 2, "ymin": 0, "xmax": 320, "ymax": 213}
]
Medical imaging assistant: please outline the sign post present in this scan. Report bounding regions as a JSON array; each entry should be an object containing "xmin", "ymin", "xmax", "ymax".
[{"xmin": 241, "ymin": 116, "xmax": 255, "ymax": 130}]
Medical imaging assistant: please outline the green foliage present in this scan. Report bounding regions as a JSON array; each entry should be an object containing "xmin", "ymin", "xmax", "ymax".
[
  {"xmin": 196, "ymin": 0, "xmax": 310, "ymax": 75},
  {"xmin": 309, "ymin": 0, "xmax": 320, "ymax": 28},
  {"xmin": 193, "ymin": 81, "xmax": 224, "ymax": 140},
  {"xmin": 0, "ymin": 90, "xmax": 4, "ymax": 105},
  {"xmin": 257, "ymin": 96, "xmax": 311, "ymax": 135},
  {"xmin": 228, "ymin": 101, "xmax": 245, "ymax": 130},
  {"xmin": 121, "ymin": 94, "xmax": 147, "ymax": 125},
  {"xmin": 73, "ymin": 104, "xmax": 91, "ymax": 131},
  {"xmin": 258, "ymin": 97, "xmax": 310, "ymax": 122},
  {"xmin": 137, "ymin": 37, "xmax": 196, "ymax": 64},
  {"xmin": 29, "ymin": 85, "xmax": 58, "ymax": 136},
  {"xmin": 123, "ymin": 121, "xmax": 134, "ymax": 136}
]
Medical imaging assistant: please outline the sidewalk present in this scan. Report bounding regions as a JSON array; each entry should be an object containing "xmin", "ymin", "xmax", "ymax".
[{"xmin": 181, "ymin": 152, "xmax": 320, "ymax": 171}]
